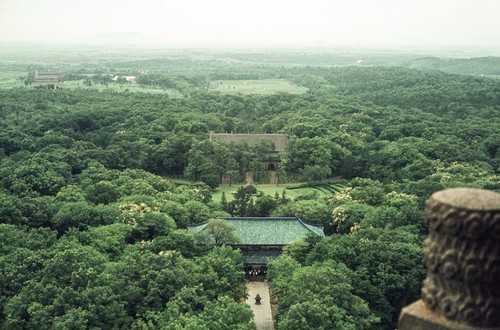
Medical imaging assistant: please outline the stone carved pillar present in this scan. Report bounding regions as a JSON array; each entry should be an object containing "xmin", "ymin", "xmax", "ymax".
[{"xmin": 399, "ymin": 188, "xmax": 500, "ymax": 330}]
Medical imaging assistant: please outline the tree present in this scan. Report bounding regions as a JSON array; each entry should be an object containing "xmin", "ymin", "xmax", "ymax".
[
  {"xmin": 306, "ymin": 227, "xmax": 425, "ymax": 328},
  {"xmin": 220, "ymin": 191, "xmax": 229, "ymax": 213},
  {"xmin": 196, "ymin": 246, "xmax": 246, "ymax": 300},
  {"xmin": 148, "ymin": 230, "xmax": 199, "ymax": 258},
  {"xmin": 269, "ymin": 259, "xmax": 379, "ymax": 329},
  {"xmin": 254, "ymin": 194, "xmax": 278, "ymax": 217},
  {"xmin": 289, "ymin": 199, "xmax": 332, "ymax": 227},
  {"xmin": 6, "ymin": 156, "xmax": 71, "ymax": 196},
  {"xmin": 190, "ymin": 181, "xmax": 213, "ymax": 204},
  {"xmin": 21, "ymin": 196, "xmax": 58, "ymax": 228},
  {"xmin": 331, "ymin": 201, "xmax": 374, "ymax": 234},
  {"xmin": 85, "ymin": 180, "xmax": 121, "ymax": 204},
  {"xmin": 205, "ymin": 219, "xmax": 240, "ymax": 245},
  {"xmin": 285, "ymin": 136, "xmax": 333, "ymax": 178},
  {"xmin": 283, "ymin": 234, "xmax": 322, "ymax": 265},
  {"xmin": 144, "ymin": 289, "xmax": 255, "ymax": 330},
  {"xmin": 55, "ymin": 185, "xmax": 86, "ymax": 203},
  {"xmin": 82, "ymin": 223, "xmax": 132, "ymax": 259},
  {"xmin": 131, "ymin": 211, "xmax": 176, "ymax": 241},
  {"xmin": 51, "ymin": 201, "xmax": 102, "ymax": 234},
  {"xmin": 192, "ymin": 295, "xmax": 255, "ymax": 330},
  {"xmin": 0, "ymin": 192, "xmax": 27, "ymax": 225},
  {"xmin": 184, "ymin": 141, "xmax": 221, "ymax": 188},
  {"xmin": 300, "ymin": 164, "xmax": 331, "ymax": 182},
  {"xmin": 182, "ymin": 200, "xmax": 211, "ymax": 226},
  {"xmin": 3, "ymin": 241, "xmax": 130, "ymax": 329},
  {"xmin": 349, "ymin": 178, "xmax": 385, "ymax": 206},
  {"xmin": 227, "ymin": 185, "xmax": 256, "ymax": 217},
  {"xmin": 160, "ymin": 200, "xmax": 188, "ymax": 227}
]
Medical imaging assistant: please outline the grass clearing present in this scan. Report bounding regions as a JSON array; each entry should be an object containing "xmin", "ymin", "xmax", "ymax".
[
  {"xmin": 0, "ymin": 73, "xmax": 184, "ymax": 97},
  {"xmin": 212, "ymin": 180, "xmax": 347, "ymax": 202},
  {"xmin": 209, "ymin": 79, "xmax": 308, "ymax": 95}
]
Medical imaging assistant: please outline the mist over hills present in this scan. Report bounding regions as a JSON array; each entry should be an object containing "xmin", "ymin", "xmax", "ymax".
[
  {"xmin": 75, "ymin": 32, "xmax": 158, "ymax": 46},
  {"xmin": 402, "ymin": 56, "xmax": 500, "ymax": 77}
]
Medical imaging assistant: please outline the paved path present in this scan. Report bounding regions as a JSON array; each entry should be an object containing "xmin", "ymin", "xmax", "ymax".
[{"xmin": 245, "ymin": 281, "xmax": 274, "ymax": 330}]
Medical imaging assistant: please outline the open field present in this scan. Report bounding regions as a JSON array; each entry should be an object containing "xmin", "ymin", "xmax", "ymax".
[
  {"xmin": 163, "ymin": 177, "xmax": 346, "ymax": 202},
  {"xmin": 0, "ymin": 71, "xmax": 184, "ymax": 97},
  {"xmin": 209, "ymin": 79, "xmax": 308, "ymax": 95},
  {"xmin": 212, "ymin": 180, "xmax": 347, "ymax": 202}
]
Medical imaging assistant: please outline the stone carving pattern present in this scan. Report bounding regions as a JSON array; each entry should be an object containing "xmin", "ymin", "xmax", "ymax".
[{"xmin": 422, "ymin": 197, "xmax": 500, "ymax": 327}]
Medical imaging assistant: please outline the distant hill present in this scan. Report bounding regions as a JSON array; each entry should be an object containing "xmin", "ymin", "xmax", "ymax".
[{"xmin": 402, "ymin": 56, "xmax": 500, "ymax": 77}]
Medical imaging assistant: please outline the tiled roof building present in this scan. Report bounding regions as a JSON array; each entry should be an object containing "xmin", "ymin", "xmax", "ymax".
[
  {"xmin": 209, "ymin": 133, "xmax": 287, "ymax": 152},
  {"xmin": 188, "ymin": 217, "xmax": 324, "ymax": 266},
  {"xmin": 209, "ymin": 133, "xmax": 288, "ymax": 184},
  {"xmin": 32, "ymin": 70, "xmax": 60, "ymax": 88}
]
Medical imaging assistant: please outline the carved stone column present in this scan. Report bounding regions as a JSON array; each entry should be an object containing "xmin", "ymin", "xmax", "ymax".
[{"xmin": 399, "ymin": 188, "xmax": 500, "ymax": 330}]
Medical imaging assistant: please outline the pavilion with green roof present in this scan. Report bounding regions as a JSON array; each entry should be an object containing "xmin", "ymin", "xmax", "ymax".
[{"xmin": 187, "ymin": 217, "xmax": 324, "ymax": 268}]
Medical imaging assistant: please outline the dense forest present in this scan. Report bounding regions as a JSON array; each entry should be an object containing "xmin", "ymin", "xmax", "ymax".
[{"xmin": 1, "ymin": 50, "xmax": 499, "ymax": 329}]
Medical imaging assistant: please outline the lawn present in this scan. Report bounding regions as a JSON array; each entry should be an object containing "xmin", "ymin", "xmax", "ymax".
[
  {"xmin": 0, "ymin": 73, "xmax": 184, "ymax": 97},
  {"xmin": 212, "ymin": 180, "xmax": 347, "ymax": 203},
  {"xmin": 209, "ymin": 79, "xmax": 308, "ymax": 95}
]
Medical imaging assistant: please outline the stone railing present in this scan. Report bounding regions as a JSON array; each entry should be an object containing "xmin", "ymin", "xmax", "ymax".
[{"xmin": 399, "ymin": 188, "xmax": 500, "ymax": 330}]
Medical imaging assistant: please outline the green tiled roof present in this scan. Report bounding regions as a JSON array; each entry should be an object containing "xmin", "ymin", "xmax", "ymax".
[{"xmin": 187, "ymin": 217, "xmax": 324, "ymax": 245}]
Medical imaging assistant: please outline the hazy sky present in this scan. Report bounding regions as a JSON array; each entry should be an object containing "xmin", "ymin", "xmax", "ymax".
[{"xmin": 1, "ymin": 0, "xmax": 499, "ymax": 48}]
